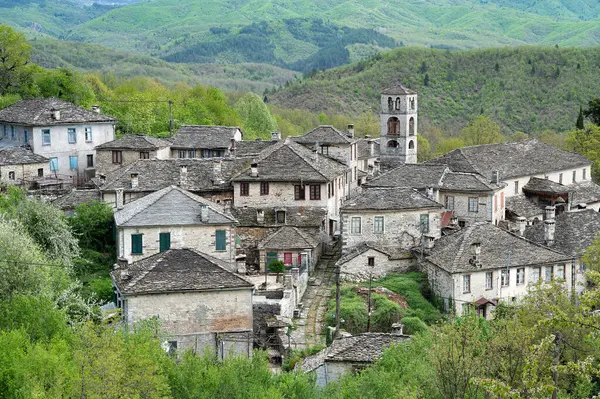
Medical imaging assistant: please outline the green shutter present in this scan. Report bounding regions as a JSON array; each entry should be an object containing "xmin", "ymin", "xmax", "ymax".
[
  {"xmin": 159, "ymin": 232, "xmax": 171, "ymax": 252},
  {"xmin": 215, "ymin": 230, "xmax": 226, "ymax": 251},
  {"xmin": 131, "ymin": 234, "xmax": 143, "ymax": 254}
]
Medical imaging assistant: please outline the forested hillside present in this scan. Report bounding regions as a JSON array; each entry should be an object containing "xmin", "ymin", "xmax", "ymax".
[{"xmin": 269, "ymin": 46, "xmax": 600, "ymax": 135}]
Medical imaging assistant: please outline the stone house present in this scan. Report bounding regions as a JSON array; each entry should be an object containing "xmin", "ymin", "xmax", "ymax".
[
  {"xmin": 0, "ymin": 146, "xmax": 48, "ymax": 188},
  {"xmin": 52, "ymin": 189, "xmax": 102, "ymax": 214},
  {"xmin": 341, "ymin": 186, "xmax": 444, "ymax": 251},
  {"xmin": 257, "ymin": 226, "xmax": 319, "ymax": 272},
  {"xmin": 336, "ymin": 243, "xmax": 413, "ymax": 282},
  {"xmin": 111, "ymin": 248, "xmax": 254, "ymax": 357},
  {"xmin": 356, "ymin": 138, "xmax": 380, "ymax": 179},
  {"xmin": 95, "ymin": 134, "xmax": 171, "ymax": 174},
  {"xmin": 170, "ymin": 125, "xmax": 243, "ymax": 159},
  {"xmin": 298, "ymin": 331, "xmax": 410, "ymax": 386},
  {"xmin": 231, "ymin": 138, "xmax": 346, "ymax": 237},
  {"xmin": 365, "ymin": 163, "xmax": 505, "ymax": 226},
  {"xmin": 114, "ymin": 185, "xmax": 237, "ymax": 265},
  {"xmin": 428, "ymin": 140, "xmax": 592, "ymax": 199},
  {"xmin": 421, "ymin": 222, "xmax": 573, "ymax": 318},
  {"xmin": 0, "ymin": 98, "xmax": 115, "ymax": 181}
]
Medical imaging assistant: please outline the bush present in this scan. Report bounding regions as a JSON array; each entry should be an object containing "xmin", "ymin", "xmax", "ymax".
[
  {"xmin": 400, "ymin": 317, "xmax": 429, "ymax": 335},
  {"xmin": 88, "ymin": 277, "xmax": 113, "ymax": 304},
  {"xmin": 268, "ymin": 260, "xmax": 285, "ymax": 274}
]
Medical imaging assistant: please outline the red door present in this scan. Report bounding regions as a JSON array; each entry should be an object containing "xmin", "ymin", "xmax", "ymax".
[{"xmin": 284, "ymin": 252, "xmax": 292, "ymax": 266}]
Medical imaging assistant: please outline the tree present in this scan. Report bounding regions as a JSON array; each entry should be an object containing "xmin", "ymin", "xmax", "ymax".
[
  {"xmin": 69, "ymin": 201, "xmax": 114, "ymax": 253},
  {"xmin": 235, "ymin": 92, "xmax": 278, "ymax": 139},
  {"xmin": 566, "ymin": 124, "xmax": 600, "ymax": 181},
  {"xmin": 423, "ymin": 73, "xmax": 430, "ymax": 87},
  {"xmin": 435, "ymin": 137, "xmax": 465, "ymax": 155},
  {"xmin": 417, "ymin": 134, "xmax": 432, "ymax": 162},
  {"xmin": 0, "ymin": 25, "xmax": 31, "ymax": 94},
  {"xmin": 459, "ymin": 115, "xmax": 504, "ymax": 146},
  {"xmin": 576, "ymin": 105, "xmax": 585, "ymax": 130},
  {"xmin": 584, "ymin": 98, "xmax": 600, "ymax": 125}
]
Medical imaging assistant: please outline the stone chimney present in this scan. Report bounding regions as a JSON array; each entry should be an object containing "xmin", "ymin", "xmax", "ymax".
[
  {"xmin": 423, "ymin": 235, "xmax": 435, "ymax": 249},
  {"xmin": 92, "ymin": 105, "xmax": 101, "ymax": 114},
  {"xmin": 250, "ymin": 161, "xmax": 258, "ymax": 178},
  {"xmin": 471, "ymin": 242, "xmax": 481, "ymax": 258},
  {"xmin": 120, "ymin": 269, "xmax": 131, "ymax": 281},
  {"xmin": 271, "ymin": 131, "xmax": 281, "ymax": 141},
  {"xmin": 391, "ymin": 323, "xmax": 404, "ymax": 336},
  {"xmin": 491, "ymin": 170, "xmax": 500, "ymax": 184},
  {"xmin": 179, "ymin": 165, "xmax": 188, "ymax": 188},
  {"xmin": 256, "ymin": 209, "xmax": 264, "ymax": 224},
  {"xmin": 115, "ymin": 188, "xmax": 124, "ymax": 210},
  {"xmin": 199, "ymin": 204, "xmax": 209, "ymax": 222},
  {"xmin": 515, "ymin": 216, "xmax": 526, "ymax": 236},
  {"xmin": 544, "ymin": 205, "xmax": 556, "ymax": 221},
  {"xmin": 426, "ymin": 187, "xmax": 434, "ymax": 200},
  {"xmin": 213, "ymin": 159, "xmax": 223, "ymax": 184},
  {"xmin": 544, "ymin": 219, "xmax": 556, "ymax": 246},
  {"xmin": 52, "ymin": 110, "xmax": 60, "ymax": 120},
  {"xmin": 130, "ymin": 173, "xmax": 139, "ymax": 189},
  {"xmin": 373, "ymin": 160, "xmax": 381, "ymax": 176},
  {"xmin": 347, "ymin": 124, "xmax": 355, "ymax": 138}
]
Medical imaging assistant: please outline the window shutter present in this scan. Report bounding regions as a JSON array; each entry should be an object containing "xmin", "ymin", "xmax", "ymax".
[
  {"xmin": 131, "ymin": 234, "xmax": 143, "ymax": 254},
  {"xmin": 215, "ymin": 230, "xmax": 226, "ymax": 251},
  {"xmin": 159, "ymin": 233, "xmax": 171, "ymax": 252}
]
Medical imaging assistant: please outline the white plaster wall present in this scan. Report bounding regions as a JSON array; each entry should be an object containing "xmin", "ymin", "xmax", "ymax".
[
  {"xmin": 441, "ymin": 191, "xmax": 503, "ymax": 225},
  {"xmin": 117, "ymin": 224, "xmax": 235, "ymax": 265},
  {"xmin": 504, "ymin": 166, "xmax": 592, "ymax": 198}
]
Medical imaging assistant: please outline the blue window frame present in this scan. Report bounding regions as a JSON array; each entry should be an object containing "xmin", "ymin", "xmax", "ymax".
[
  {"xmin": 23, "ymin": 130, "xmax": 28, "ymax": 144},
  {"xmin": 42, "ymin": 129, "xmax": 51, "ymax": 145},
  {"xmin": 68, "ymin": 128, "xmax": 76, "ymax": 144},
  {"xmin": 69, "ymin": 156, "xmax": 78, "ymax": 169},
  {"xmin": 10, "ymin": 126, "xmax": 14, "ymax": 139},
  {"xmin": 49, "ymin": 157, "xmax": 58, "ymax": 171}
]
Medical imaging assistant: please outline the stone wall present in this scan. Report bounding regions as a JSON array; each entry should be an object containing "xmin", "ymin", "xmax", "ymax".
[
  {"xmin": 0, "ymin": 162, "xmax": 48, "ymax": 188},
  {"xmin": 340, "ymin": 248, "xmax": 413, "ymax": 282},
  {"xmin": 96, "ymin": 149, "xmax": 160, "ymax": 175}
]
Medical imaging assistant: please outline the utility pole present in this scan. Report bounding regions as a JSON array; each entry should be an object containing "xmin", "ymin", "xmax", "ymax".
[
  {"xmin": 334, "ymin": 262, "xmax": 341, "ymax": 339},
  {"xmin": 366, "ymin": 269, "xmax": 373, "ymax": 332},
  {"xmin": 168, "ymin": 100, "xmax": 174, "ymax": 137}
]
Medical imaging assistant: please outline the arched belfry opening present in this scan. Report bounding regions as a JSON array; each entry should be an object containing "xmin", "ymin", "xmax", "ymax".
[
  {"xmin": 395, "ymin": 97, "xmax": 401, "ymax": 110},
  {"xmin": 409, "ymin": 117, "xmax": 415, "ymax": 136},
  {"xmin": 408, "ymin": 140, "xmax": 415, "ymax": 149},
  {"xmin": 387, "ymin": 140, "xmax": 399, "ymax": 148},
  {"xmin": 387, "ymin": 117, "xmax": 400, "ymax": 136},
  {"xmin": 388, "ymin": 97, "xmax": 393, "ymax": 111}
]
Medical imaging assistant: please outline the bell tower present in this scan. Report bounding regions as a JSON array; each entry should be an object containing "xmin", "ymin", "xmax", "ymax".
[{"xmin": 379, "ymin": 83, "xmax": 418, "ymax": 170}]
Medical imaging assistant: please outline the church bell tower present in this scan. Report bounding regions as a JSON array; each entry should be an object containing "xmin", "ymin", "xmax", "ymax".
[{"xmin": 379, "ymin": 83, "xmax": 418, "ymax": 170}]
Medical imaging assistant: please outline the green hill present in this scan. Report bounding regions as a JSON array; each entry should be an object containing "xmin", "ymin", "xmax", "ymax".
[{"xmin": 268, "ymin": 46, "xmax": 600, "ymax": 135}]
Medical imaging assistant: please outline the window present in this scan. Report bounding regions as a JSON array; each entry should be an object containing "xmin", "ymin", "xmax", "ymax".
[
  {"xmin": 408, "ymin": 140, "xmax": 415, "ymax": 149},
  {"xmin": 69, "ymin": 156, "xmax": 78, "ymax": 169},
  {"xmin": 544, "ymin": 266, "xmax": 553, "ymax": 282},
  {"xmin": 276, "ymin": 210, "xmax": 286, "ymax": 224},
  {"xmin": 284, "ymin": 252, "xmax": 292, "ymax": 266},
  {"xmin": 159, "ymin": 232, "xmax": 171, "ymax": 252},
  {"xmin": 188, "ymin": 149, "xmax": 196, "ymax": 158},
  {"xmin": 516, "ymin": 268, "xmax": 525, "ymax": 285},
  {"xmin": 166, "ymin": 341, "xmax": 177, "ymax": 357},
  {"xmin": 321, "ymin": 145, "xmax": 329, "ymax": 155},
  {"xmin": 468, "ymin": 197, "xmax": 479, "ymax": 213},
  {"xmin": 387, "ymin": 117, "xmax": 400, "ymax": 135},
  {"xmin": 37, "ymin": 168, "xmax": 43, "ymax": 177},
  {"xmin": 42, "ymin": 129, "xmax": 51, "ymax": 145},
  {"xmin": 485, "ymin": 272, "xmax": 493, "ymax": 290},
  {"xmin": 310, "ymin": 184, "xmax": 321, "ymax": 200},
  {"xmin": 368, "ymin": 257, "xmax": 375, "ymax": 267},
  {"xmin": 373, "ymin": 216, "xmax": 384, "ymax": 234},
  {"xmin": 215, "ymin": 230, "xmax": 226, "ymax": 251},
  {"xmin": 514, "ymin": 181, "xmax": 519, "ymax": 195},
  {"xmin": 8, "ymin": 171, "xmax": 14, "ymax": 180},
  {"xmin": 10, "ymin": 126, "xmax": 14, "ymax": 139},
  {"xmin": 559, "ymin": 173, "xmax": 563, "ymax": 184},
  {"xmin": 420, "ymin": 214, "xmax": 430, "ymax": 233},
  {"xmin": 23, "ymin": 130, "xmax": 28, "ymax": 144},
  {"xmin": 2, "ymin": 125, "xmax": 5, "ymax": 137},
  {"xmin": 462, "ymin": 303, "xmax": 472, "ymax": 316},
  {"xmin": 84, "ymin": 127, "xmax": 92, "ymax": 142},
  {"xmin": 239, "ymin": 182, "xmax": 249, "ymax": 196},
  {"xmin": 178, "ymin": 150, "xmax": 186, "ymax": 159},
  {"xmin": 555, "ymin": 265, "xmax": 565, "ymax": 280},
  {"xmin": 260, "ymin": 182, "xmax": 269, "ymax": 196},
  {"xmin": 294, "ymin": 185, "xmax": 305, "ymax": 200},
  {"xmin": 140, "ymin": 151, "xmax": 150, "ymax": 159},
  {"xmin": 68, "ymin": 128, "xmax": 76, "ymax": 143},
  {"xmin": 87, "ymin": 154, "xmax": 94, "ymax": 167},
  {"xmin": 409, "ymin": 117, "xmax": 415, "ymax": 135},
  {"xmin": 49, "ymin": 157, "xmax": 58, "ymax": 171},
  {"xmin": 445, "ymin": 195, "xmax": 455, "ymax": 210},
  {"xmin": 463, "ymin": 275, "xmax": 471, "ymax": 293},
  {"xmin": 131, "ymin": 234, "xmax": 143, "ymax": 254},
  {"xmin": 572, "ymin": 170, "xmax": 576, "ymax": 183},
  {"xmin": 501, "ymin": 269, "xmax": 510, "ymax": 287},
  {"xmin": 583, "ymin": 168, "xmax": 587, "ymax": 180},
  {"xmin": 112, "ymin": 151, "xmax": 122, "ymax": 164},
  {"xmin": 351, "ymin": 217, "xmax": 361, "ymax": 234},
  {"xmin": 532, "ymin": 267, "xmax": 541, "ymax": 282}
]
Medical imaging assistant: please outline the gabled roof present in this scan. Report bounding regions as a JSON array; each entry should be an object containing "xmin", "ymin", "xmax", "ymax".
[
  {"xmin": 426, "ymin": 223, "xmax": 570, "ymax": 273},
  {"xmin": 258, "ymin": 226, "xmax": 319, "ymax": 249},
  {"xmin": 170, "ymin": 125, "xmax": 241, "ymax": 149},
  {"xmin": 524, "ymin": 209, "xmax": 600, "ymax": 256},
  {"xmin": 0, "ymin": 145, "xmax": 47, "ymax": 165},
  {"xmin": 381, "ymin": 83, "xmax": 417, "ymax": 95},
  {"xmin": 232, "ymin": 138, "xmax": 345, "ymax": 182},
  {"xmin": 0, "ymin": 98, "xmax": 115, "ymax": 126},
  {"xmin": 571, "ymin": 180, "xmax": 600, "ymax": 205},
  {"xmin": 428, "ymin": 140, "xmax": 591, "ymax": 181},
  {"xmin": 111, "ymin": 249, "xmax": 253, "ymax": 295},
  {"xmin": 357, "ymin": 138, "xmax": 380, "ymax": 159},
  {"xmin": 365, "ymin": 164, "xmax": 449, "ymax": 189},
  {"xmin": 337, "ymin": 243, "xmax": 411, "ymax": 265},
  {"xmin": 523, "ymin": 177, "xmax": 572, "ymax": 194},
  {"xmin": 505, "ymin": 195, "xmax": 545, "ymax": 219},
  {"xmin": 95, "ymin": 134, "xmax": 170, "ymax": 150},
  {"xmin": 342, "ymin": 187, "xmax": 443, "ymax": 211},
  {"xmin": 441, "ymin": 172, "xmax": 503, "ymax": 192},
  {"xmin": 52, "ymin": 189, "xmax": 102, "ymax": 210},
  {"xmin": 235, "ymin": 139, "xmax": 278, "ymax": 157},
  {"xmin": 114, "ymin": 186, "xmax": 235, "ymax": 227},
  {"xmin": 292, "ymin": 125, "xmax": 353, "ymax": 145},
  {"xmin": 230, "ymin": 206, "xmax": 326, "ymax": 228},
  {"xmin": 96, "ymin": 158, "xmax": 248, "ymax": 193}
]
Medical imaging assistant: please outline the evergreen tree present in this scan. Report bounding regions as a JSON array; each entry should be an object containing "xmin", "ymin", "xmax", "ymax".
[
  {"xmin": 576, "ymin": 105, "xmax": 585, "ymax": 129},
  {"xmin": 423, "ymin": 73, "xmax": 430, "ymax": 87}
]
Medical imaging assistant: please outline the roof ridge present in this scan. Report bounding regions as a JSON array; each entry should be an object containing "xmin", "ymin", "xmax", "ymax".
[
  {"xmin": 118, "ymin": 185, "xmax": 175, "ymax": 224},
  {"xmin": 187, "ymin": 248, "xmax": 253, "ymax": 286},
  {"xmin": 284, "ymin": 141, "xmax": 331, "ymax": 180},
  {"xmin": 173, "ymin": 186, "xmax": 235, "ymax": 222}
]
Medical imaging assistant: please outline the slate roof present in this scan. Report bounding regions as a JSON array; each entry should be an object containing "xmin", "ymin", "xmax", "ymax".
[
  {"xmin": 523, "ymin": 177, "xmax": 572, "ymax": 194},
  {"xmin": 0, "ymin": 98, "xmax": 115, "ymax": 126},
  {"xmin": 357, "ymin": 139, "xmax": 380, "ymax": 159},
  {"xmin": 426, "ymin": 222, "xmax": 570, "ymax": 273},
  {"xmin": 428, "ymin": 140, "xmax": 591, "ymax": 181},
  {"xmin": 441, "ymin": 172, "xmax": 503, "ymax": 192},
  {"xmin": 230, "ymin": 207, "xmax": 326, "ymax": 228},
  {"xmin": 112, "ymin": 248, "xmax": 253, "ymax": 295},
  {"xmin": 365, "ymin": 164, "xmax": 448, "ymax": 189},
  {"xmin": 292, "ymin": 125, "xmax": 353, "ymax": 145},
  {"xmin": 524, "ymin": 209, "xmax": 600, "ymax": 256},
  {"xmin": 571, "ymin": 180, "xmax": 600, "ymax": 205},
  {"xmin": 343, "ymin": 187, "xmax": 443, "ymax": 211},
  {"xmin": 337, "ymin": 243, "xmax": 412, "ymax": 265},
  {"xmin": 298, "ymin": 333, "xmax": 409, "ymax": 372},
  {"xmin": 235, "ymin": 139, "xmax": 278, "ymax": 157},
  {"xmin": 257, "ymin": 226, "xmax": 319, "ymax": 249},
  {"xmin": 95, "ymin": 134, "xmax": 170, "ymax": 150},
  {"xmin": 114, "ymin": 186, "xmax": 235, "ymax": 227},
  {"xmin": 0, "ymin": 145, "xmax": 47, "ymax": 165},
  {"xmin": 505, "ymin": 195, "xmax": 545, "ymax": 219},
  {"xmin": 96, "ymin": 158, "xmax": 248, "ymax": 193},
  {"xmin": 232, "ymin": 138, "xmax": 346, "ymax": 182},
  {"xmin": 381, "ymin": 83, "xmax": 417, "ymax": 95},
  {"xmin": 170, "ymin": 125, "xmax": 241, "ymax": 149},
  {"xmin": 52, "ymin": 189, "xmax": 102, "ymax": 210}
]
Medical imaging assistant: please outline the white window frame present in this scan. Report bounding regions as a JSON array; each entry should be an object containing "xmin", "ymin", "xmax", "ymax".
[
  {"xmin": 545, "ymin": 266, "xmax": 553, "ymax": 282},
  {"xmin": 68, "ymin": 128, "xmax": 77, "ymax": 144},
  {"xmin": 84, "ymin": 127, "xmax": 93, "ymax": 142},
  {"xmin": 555, "ymin": 265, "xmax": 565, "ymax": 280},
  {"xmin": 516, "ymin": 267, "xmax": 525, "ymax": 285},
  {"xmin": 463, "ymin": 275, "xmax": 471, "ymax": 293},
  {"xmin": 532, "ymin": 267, "xmax": 541, "ymax": 283},
  {"xmin": 501, "ymin": 269, "xmax": 509, "ymax": 287},
  {"xmin": 485, "ymin": 271, "xmax": 493, "ymax": 290},
  {"xmin": 42, "ymin": 128, "xmax": 51, "ymax": 145},
  {"xmin": 350, "ymin": 217, "xmax": 361, "ymax": 234},
  {"xmin": 373, "ymin": 216, "xmax": 384, "ymax": 234}
]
